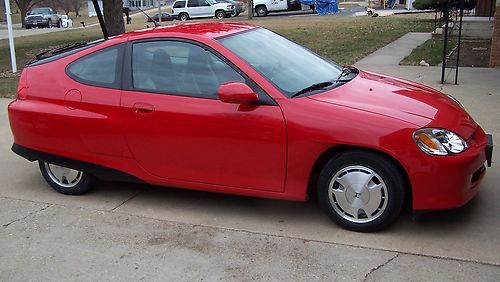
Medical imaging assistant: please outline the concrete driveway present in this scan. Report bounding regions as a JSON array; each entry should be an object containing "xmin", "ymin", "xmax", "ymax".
[{"xmin": 1, "ymin": 65, "xmax": 499, "ymax": 280}]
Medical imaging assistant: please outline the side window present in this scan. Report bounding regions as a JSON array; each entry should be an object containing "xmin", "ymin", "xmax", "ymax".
[
  {"xmin": 187, "ymin": 0, "xmax": 198, "ymax": 7},
  {"xmin": 199, "ymin": 0, "xmax": 211, "ymax": 6},
  {"xmin": 67, "ymin": 44, "xmax": 123, "ymax": 88},
  {"xmin": 131, "ymin": 40, "xmax": 245, "ymax": 99},
  {"xmin": 173, "ymin": 1, "xmax": 186, "ymax": 8}
]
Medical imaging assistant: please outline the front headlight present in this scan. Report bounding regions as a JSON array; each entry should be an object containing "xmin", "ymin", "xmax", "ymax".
[{"xmin": 413, "ymin": 128, "xmax": 468, "ymax": 155}]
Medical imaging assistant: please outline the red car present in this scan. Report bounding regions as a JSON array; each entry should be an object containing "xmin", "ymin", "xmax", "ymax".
[{"xmin": 8, "ymin": 23, "xmax": 493, "ymax": 232}]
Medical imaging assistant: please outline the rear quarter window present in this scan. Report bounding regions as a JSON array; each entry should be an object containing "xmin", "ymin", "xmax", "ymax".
[
  {"xmin": 66, "ymin": 44, "xmax": 124, "ymax": 89},
  {"xmin": 173, "ymin": 1, "xmax": 186, "ymax": 8}
]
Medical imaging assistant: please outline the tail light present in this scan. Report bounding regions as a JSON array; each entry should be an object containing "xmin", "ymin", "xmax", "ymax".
[{"xmin": 17, "ymin": 69, "xmax": 28, "ymax": 100}]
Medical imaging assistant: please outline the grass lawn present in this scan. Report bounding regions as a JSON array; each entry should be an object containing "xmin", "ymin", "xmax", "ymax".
[
  {"xmin": 401, "ymin": 37, "xmax": 457, "ymax": 66},
  {"xmin": 0, "ymin": 14, "xmax": 434, "ymax": 98}
]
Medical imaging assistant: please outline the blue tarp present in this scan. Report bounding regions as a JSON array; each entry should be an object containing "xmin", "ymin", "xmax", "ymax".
[
  {"xmin": 298, "ymin": 0, "xmax": 338, "ymax": 15},
  {"xmin": 315, "ymin": 0, "xmax": 338, "ymax": 15}
]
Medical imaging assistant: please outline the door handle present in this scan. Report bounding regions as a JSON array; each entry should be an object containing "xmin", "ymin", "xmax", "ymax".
[{"xmin": 133, "ymin": 103, "xmax": 155, "ymax": 114}]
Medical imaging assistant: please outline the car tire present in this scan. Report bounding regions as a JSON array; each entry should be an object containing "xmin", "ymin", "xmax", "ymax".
[
  {"xmin": 231, "ymin": 11, "xmax": 239, "ymax": 17},
  {"xmin": 255, "ymin": 5, "xmax": 268, "ymax": 17},
  {"xmin": 317, "ymin": 151, "xmax": 405, "ymax": 232},
  {"xmin": 38, "ymin": 161, "xmax": 95, "ymax": 195},
  {"xmin": 58, "ymin": 20, "xmax": 62, "ymax": 28},
  {"xmin": 26, "ymin": 25, "xmax": 32, "ymax": 29},
  {"xmin": 215, "ymin": 10, "xmax": 225, "ymax": 20},
  {"xmin": 47, "ymin": 19, "xmax": 52, "ymax": 28},
  {"xmin": 179, "ymin": 13, "xmax": 189, "ymax": 21}
]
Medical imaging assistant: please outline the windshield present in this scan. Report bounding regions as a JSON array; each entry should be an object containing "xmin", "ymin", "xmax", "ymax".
[
  {"xmin": 207, "ymin": 0, "xmax": 217, "ymax": 4},
  {"xmin": 218, "ymin": 28, "xmax": 343, "ymax": 97},
  {"xmin": 29, "ymin": 8, "xmax": 50, "ymax": 15}
]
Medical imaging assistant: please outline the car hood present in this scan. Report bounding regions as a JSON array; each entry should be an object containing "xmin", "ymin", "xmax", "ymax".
[{"xmin": 307, "ymin": 70, "xmax": 478, "ymax": 139}]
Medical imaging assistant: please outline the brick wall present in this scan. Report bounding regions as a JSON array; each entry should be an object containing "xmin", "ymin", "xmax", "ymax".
[{"xmin": 491, "ymin": 1, "xmax": 500, "ymax": 67}]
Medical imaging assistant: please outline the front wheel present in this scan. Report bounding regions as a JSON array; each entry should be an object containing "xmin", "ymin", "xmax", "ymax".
[
  {"xmin": 38, "ymin": 161, "xmax": 95, "ymax": 195},
  {"xmin": 215, "ymin": 10, "xmax": 225, "ymax": 20},
  {"xmin": 47, "ymin": 19, "xmax": 52, "ymax": 28},
  {"xmin": 317, "ymin": 151, "xmax": 405, "ymax": 232},
  {"xmin": 231, "ymin": 11, "xmax": 239, "ymax": 17}
]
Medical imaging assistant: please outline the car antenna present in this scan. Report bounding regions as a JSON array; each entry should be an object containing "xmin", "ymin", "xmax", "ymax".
[
  {"xmin": 136, "ymin": 6, "xmax": 161, "ymax": 27},
  {"xmin": 91, "ymin": 0, "xmax": 109, "ymax": 40}
]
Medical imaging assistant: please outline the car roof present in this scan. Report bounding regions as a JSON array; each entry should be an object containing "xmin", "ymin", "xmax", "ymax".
[{"xmin": 118, "ymin": 22, "xmax": 257, "ymax": 40}]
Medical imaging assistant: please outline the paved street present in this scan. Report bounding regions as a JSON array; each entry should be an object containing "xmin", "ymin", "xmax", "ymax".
[{"xmin": 1, "ymin": 64, "xmax": 500, "ymax": 279}]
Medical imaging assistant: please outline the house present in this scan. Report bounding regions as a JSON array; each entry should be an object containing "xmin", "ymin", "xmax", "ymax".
[{"xmin": 88, "ymin": 0, "xmax": 157, "ymax": 16}]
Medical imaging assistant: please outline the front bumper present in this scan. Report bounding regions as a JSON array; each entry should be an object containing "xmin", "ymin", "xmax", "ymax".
[
  {"xmin": 26, "ymin": 19, "xmax": 49, "ymax": 27},
  {"xmin": 410, "ymin": 131, "xmax": 492, "ymax": 211}
]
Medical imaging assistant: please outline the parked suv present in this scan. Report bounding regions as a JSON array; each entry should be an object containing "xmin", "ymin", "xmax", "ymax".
[
  {"xmin": 25, "ymin": 7, "xmax": 60, "ymax": 29},
  {"xmin": 172, "ymin": 0, "xmax": 235, "ymax": 21}
]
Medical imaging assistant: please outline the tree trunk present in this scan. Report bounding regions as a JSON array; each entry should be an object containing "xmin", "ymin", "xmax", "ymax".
[
  {"xmin": 19, "ymin": 4, "xmax": 27, "ymax": 28},
  {"xmin": 103, "ymin": 0, "xmax": 124, "ymax": 36},
  {"xmin": 247, "ymin": 0, "xmax": 253, "ymax": 20}
]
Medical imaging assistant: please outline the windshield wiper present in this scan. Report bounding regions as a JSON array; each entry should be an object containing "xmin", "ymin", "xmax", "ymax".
[
  {"xmin": 291, "ymin": 81, "xmax": 334, "ymax": 98},
  {"xmin": 335, "ymin": 67, "xmax": 357, "ymax": 83}
]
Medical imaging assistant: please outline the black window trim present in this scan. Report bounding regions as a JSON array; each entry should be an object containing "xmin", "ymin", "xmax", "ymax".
[
  {"xmin": 122, "ymin": 38, "xmax": 277, "ymax": 106},
  {"xmin": 65, "ymin": 43, "xmax": 126, "ymax": 90}
]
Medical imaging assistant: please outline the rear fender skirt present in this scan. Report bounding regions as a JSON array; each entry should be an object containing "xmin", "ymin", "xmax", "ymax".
[{"xmin": 12, "ymin": 143, "xmax": 145, "ymax": 184}]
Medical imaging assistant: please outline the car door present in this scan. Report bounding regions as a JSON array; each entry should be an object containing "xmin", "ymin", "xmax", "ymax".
[
  {"xmin": 186, "ymin": 0, "xmax": 204, "ymax": 17},
  {"xmin": 120, "ymin": 39, "xmax": 287, "ymax": 192},
  {"xmin": 270, "ymin": 0, "xmax": 287, "ymax": 11}
]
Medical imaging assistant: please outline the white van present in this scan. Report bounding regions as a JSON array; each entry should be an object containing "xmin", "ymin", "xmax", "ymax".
[
  {"xmin": 253, "ymin": 0, "xmax": 314, "ymax": 17},
  {"xmin": 172, "ymin": 0, "xmax": 235, "ymax": 21}
]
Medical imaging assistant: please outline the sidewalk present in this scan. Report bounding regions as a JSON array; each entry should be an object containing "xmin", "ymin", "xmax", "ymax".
[{"xmin": 356, "ymin": 32, "xmax": 431, "ymax": 65}]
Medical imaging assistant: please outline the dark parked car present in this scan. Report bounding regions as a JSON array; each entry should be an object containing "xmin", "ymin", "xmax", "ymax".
[
  {"xmin": 25, "ymin": 7, "xmax": 60, "ymax": 29},
  {"xmin": 147, "ymin": 13, "xmax": 174, "ymax": 22}
]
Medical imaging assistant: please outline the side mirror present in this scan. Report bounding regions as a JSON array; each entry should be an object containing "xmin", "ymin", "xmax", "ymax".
[{"xmin": 218, "ymin": 82, "xmax": 259, "ymax": 105}]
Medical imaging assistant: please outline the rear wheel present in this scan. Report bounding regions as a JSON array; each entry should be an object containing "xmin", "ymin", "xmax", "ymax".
[
  {"xmin": 38, "ymin": 161, "xmax": 95, "ymax": 195},
  {"xmin": 26, "ymin": 25, "xmax": 32, "ymax": 29},
  {"xmin": 215, "ymin": 10, "xmax": 225, "ymax": 20},
  {"xmin": 179, "ymin": 13, "xmax": 189, "ymax": 21},
  {"xmin": 255, "ymin": 5, "xmax": 268, "ymax": 17},
  {"xmin": 317, "ymin": 151, "xmax": 405, "ymax": 232}
]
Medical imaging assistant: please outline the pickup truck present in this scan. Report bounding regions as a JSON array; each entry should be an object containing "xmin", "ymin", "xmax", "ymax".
[
  {"xmin": 25, "ymin": 7, "xmax": 61, "ymax": 29},
  {"xmin": 254, "ymin": 0, "xmax": 314, "ymax": 17}
]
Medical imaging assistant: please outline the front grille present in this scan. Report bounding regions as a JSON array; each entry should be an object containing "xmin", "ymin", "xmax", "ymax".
[{"xmin": 27, "ymin": 16, "xmax": 43, "ymax": 21}]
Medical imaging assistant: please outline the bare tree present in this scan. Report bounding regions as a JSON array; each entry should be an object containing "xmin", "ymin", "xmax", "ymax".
[
  {"xmin": 14, "ymin": 0, "xmax": 45, "ymax": 27},
  {"xmin": 103, "ymin": 0, "xmax": 124, "ymax": 36},
  {"xmin": 70, "ymin": 0, "xmax": 82, "ymax": 17},
  {"xmin": 52, "ymin": 0, "xmax": 71, "ymax": 14}
]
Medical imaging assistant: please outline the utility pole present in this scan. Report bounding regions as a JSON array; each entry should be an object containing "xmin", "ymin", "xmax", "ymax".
[
  {"xmin": 247, "ymin": 0, "xmax": 253, "ymax": 19},
  {"xmin": 4, "ymin": 0, "xmax": 17, "ymax": 73},
  {"xmin": 158, "ymin": 0, "xmax": 161, "ymax": 23}
]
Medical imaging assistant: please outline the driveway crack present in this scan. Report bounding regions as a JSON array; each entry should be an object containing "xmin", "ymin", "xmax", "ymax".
[
  {"xmin": 2, "ymin": 204, "xmax": 53, "ymax": 228},
  {"xmin": 362, "ymin": 252, "xmax": 399, "ymax": 281},
  {"xmin": 111, "ymin": 191, "xmax": 141, "ymax": 211}
]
